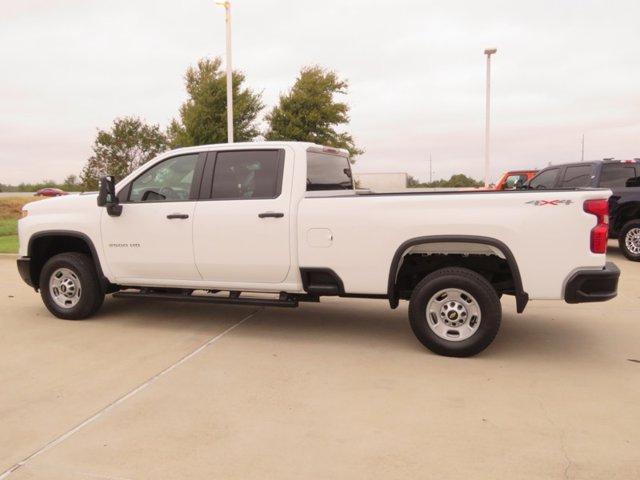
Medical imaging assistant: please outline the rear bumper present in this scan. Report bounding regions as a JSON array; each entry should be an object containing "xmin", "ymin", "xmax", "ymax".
[
  {"xmin": 17, "ymin": 257, "xmax": 34, "ymax": 288},
  {"xmin": 564, "ymin": 262, "xmax": 620, "ymax": 304}
]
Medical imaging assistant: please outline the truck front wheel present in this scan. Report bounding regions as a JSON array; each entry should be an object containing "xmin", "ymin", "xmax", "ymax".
[
  {"xmin": 408, "ymin": 267, "xmax": 501, "ymax": 357},
  {"xmin": 619, "ymin": 220, "xmax": 640, "ymax": 261},
  {"xmin": 39, "ymin": 253, "xmax": 105, "ymax": 320}
]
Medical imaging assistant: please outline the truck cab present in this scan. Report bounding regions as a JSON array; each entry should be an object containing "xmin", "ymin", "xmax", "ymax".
[{"xmin": 494, "ymin": 170, "xmax": 537, "ymax": 190}]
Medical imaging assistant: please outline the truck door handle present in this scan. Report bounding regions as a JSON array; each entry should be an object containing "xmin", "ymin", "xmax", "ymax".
[
  {"xmin": 167, "ymin": 213, "xmax": 189, "ymax": 219},
  {"xmin": 258, "ymin": 212, "xmax": 284, "ymax": 219}
]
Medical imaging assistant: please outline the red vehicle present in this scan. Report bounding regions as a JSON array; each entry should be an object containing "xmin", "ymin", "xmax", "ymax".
[
  {"xmin": 35, "ymin": 188, "xmax": 68, "ymax": 197},
  {"xmin": 494, "ymin": 170, "xmax": 537, "ymax": 190}
]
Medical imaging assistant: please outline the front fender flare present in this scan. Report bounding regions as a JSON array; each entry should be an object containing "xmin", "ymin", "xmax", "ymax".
[{"xmin": 26, "ymin": 230, "xmax": 109, "ymax": 291}]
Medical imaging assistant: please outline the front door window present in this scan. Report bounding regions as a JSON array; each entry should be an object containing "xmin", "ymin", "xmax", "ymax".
[{"xmin": 129, "ymin": 154, "xmax": 199, "ymax": 202}]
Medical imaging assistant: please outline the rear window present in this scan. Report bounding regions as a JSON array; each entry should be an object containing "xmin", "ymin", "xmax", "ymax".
[
  {"xmin": 599, "ymin": 164, "xmax": 638, "ymax": 188},
  {"xmin": 306, "ymin": 151, "xmax": 353, "ymax": 191}
]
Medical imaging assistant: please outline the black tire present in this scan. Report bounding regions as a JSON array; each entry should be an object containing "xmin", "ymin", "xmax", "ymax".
[
  {"xmin": 39, "ymin": 252, "xmax": 105, "ymax": 320},
  {"xmin": 618, "ymin": 220, "xmax": 640, "ymax": 261},
  {"xmin": 408, "ymin": 267, "xmax": 501, "ymax": 357}
]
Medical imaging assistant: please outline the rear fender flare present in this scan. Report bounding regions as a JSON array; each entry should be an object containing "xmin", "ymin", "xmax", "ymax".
[{"xmin": 387, "ymin": 235, "xmax": 528, "ymax": 313}]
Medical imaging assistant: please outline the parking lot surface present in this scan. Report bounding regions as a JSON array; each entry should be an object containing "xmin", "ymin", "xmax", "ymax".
[{"xmin": 1, "ymin": 244, "xmax": 639, "ymax": 479}]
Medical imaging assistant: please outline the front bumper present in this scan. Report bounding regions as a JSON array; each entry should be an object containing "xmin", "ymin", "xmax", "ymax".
[
  {"xmin": 564, "ymin": 261, "xmax": 620, "ymax": 304},
  {"xmin": 17, "ymin": 257, "xmax": 34, "ymax": 288}
]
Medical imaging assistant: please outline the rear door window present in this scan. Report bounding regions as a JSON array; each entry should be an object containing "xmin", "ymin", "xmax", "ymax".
[
  {"xmin": 599, "ymin": 164, "xmax": 638, "ymax": 188},
  {"xmin": 211, "ymin": 150, "xmax": 283, "ymax": 200},
  {"xmin": 559, "ymin": 165, "xmax": 594, "ymax": 188},
  {"xmin": 529, "ymin": 168, "xmax": 559, "ymax": 189}
]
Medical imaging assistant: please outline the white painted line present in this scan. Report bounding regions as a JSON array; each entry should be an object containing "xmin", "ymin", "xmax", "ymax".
[{"xmin": 0, "ymin": 309, "xmax": 261, "ymax": 479}]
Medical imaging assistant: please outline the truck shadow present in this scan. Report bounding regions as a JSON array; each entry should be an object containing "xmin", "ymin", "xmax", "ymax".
[
  {"xmin": 99, "ymin": 296, "xmax": 596, "ymax": 361},
  {"xmin": 490, "ymin": 312, "xmax": 599, "ymax": 360},
  {"xmin": 606, "ymin": 243, "xmax": 625, "ymax": 262}
]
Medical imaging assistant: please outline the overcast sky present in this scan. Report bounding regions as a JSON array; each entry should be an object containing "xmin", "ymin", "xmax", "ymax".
[{"xmin": 1, "ymin": 0, "xmax": 639, "ymax": 184}]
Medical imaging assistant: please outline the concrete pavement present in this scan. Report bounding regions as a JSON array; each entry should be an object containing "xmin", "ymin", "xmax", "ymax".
[{"xmin": 1, "ymin": 244, "xmax": 639, "ymax": 479}]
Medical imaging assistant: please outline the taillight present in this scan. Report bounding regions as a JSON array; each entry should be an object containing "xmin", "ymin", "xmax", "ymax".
[{"xmin": 583, "ymin": 199, "xmax": 609, "ymax": 254}]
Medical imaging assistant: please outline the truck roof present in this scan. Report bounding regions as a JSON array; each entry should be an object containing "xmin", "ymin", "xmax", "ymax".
[
  {"xmin": 545, "ymin": 159, "xmax": 640, "ymax": 168},
  {"xmin": 165, "ymin": 141, "xmax": 349, "ymax": 156}
]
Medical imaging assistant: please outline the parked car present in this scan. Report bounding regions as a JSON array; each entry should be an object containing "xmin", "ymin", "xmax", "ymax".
[
  {"xmin": 525, "ymin": 159, "xmax": 640, "ymax": 261},
  {"xmin": 17, "ymin": 142, "xmax": 619, "ymax": 357},
  {"xmin": 494, "ymin": 170, "xmax": 537, "ymax": 190},
  {"xmin": 35, "ymin": 188, "xmax": 68, "ymax": 197}
]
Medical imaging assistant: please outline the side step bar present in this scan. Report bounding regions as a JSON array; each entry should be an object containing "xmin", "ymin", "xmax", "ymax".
[{"xmin": 113, "ymin": 290, "xmax": 300, "ymax": 308}]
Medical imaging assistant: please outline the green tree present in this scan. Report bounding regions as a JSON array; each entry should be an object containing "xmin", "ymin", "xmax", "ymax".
[
  {"xmin": 265, "ymin": 66, "xmax": 363, "ymax": 157},
  {"xmin": 80, "ymin": 117, "xmax": 168, "ymax": 190},
  {"xmin": 442, "ymin": 174, "xmax": 484, "ymax": 188},
  {"xmin": 168, "ymin": 57, "xmax": 263, "ymax": 147},
  {"xmin": 407, "ymin": 173, "xmax": 484, "ymax": 188},
  {"xmin": 0, "ymin": 178, "xmax": 80, "ymax": 192},
  {"xmin": 406, "ymin": 174, "xmax": 422, "ymax": 188},
  {"xmin": 62, "ymin": 174, "xmax": 80, "ymax": 190}
]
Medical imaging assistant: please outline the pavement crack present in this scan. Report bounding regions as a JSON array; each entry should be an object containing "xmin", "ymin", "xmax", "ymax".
[
  {"xmin": 560, "ymin": 431, "xmax": 574, "ymax": 480},
  {"xmin": 537, "ymin": 398, "xmax": 575, "ymax": 479}
]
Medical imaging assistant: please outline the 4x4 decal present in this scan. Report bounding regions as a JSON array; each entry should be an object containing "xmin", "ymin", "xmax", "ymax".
[{"xmin": 525, "ymin": 199, "xmax": 573, "ymax": 206}]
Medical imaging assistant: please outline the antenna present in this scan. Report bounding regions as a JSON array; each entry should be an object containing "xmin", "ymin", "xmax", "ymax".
[{"xmin": 581, "ymin": 134, "xmax": 585, "ymax": 162}]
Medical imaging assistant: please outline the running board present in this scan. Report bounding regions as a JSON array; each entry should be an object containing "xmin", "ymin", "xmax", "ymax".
[{"xmin": 112, "ymin": 291, "xmax": 299, "ymax": 308}]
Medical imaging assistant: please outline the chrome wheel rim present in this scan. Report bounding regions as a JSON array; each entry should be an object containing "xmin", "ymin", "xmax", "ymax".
[
  {"xmin": 49, "ymin": 268, "xmax": 81, "ymax": 309},
  {"xmin": 625, "ymin": 228, "xmax": 640, "ymax": 255},
  {"xmin": 426, "ymin": 288, "xmax": 481, "ymax": 342}
]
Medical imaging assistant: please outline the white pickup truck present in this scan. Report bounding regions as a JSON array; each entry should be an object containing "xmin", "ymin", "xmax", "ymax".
[{"xmin": 17, "ymin": 142, "xmax": 620, "ymax": 356}]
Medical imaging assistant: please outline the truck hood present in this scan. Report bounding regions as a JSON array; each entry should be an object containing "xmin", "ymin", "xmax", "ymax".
[{"xmin": 24, "ymin": 192, "xmax": 98, "ymax": 215}]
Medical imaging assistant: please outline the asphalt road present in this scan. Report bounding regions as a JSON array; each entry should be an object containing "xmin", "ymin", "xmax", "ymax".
[{"xmin": 1, "ymin": 244, "xmax": 639, "ymax": 479}]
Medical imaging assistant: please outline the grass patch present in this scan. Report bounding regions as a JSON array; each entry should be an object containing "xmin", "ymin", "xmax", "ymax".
[
  {"xmin": 0, "ymin": 218, "xmax": 17, "ymax": 236},
  {"xmin": 0, "ymin": 197, "xmax": 44, "ymax": 254},
  {"xmin": 0, "ymin": 196, "xmax": 41, "ymax": 220},
  {"xmin": 0, "ymin": 216, "xmax": 19, "ymax": 254},
  {"xmin": 0, "ymin": 235, "xmax": 18, "ymax": 253}
]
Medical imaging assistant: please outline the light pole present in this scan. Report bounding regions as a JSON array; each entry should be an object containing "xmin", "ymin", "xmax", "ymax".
[
  {"xmin": 483, "ymin": 48, "xmax": 497, "ymax": 188},
  {"xmin": 217, "ymin": 1, "xmax": 234, "ymax": 143}
]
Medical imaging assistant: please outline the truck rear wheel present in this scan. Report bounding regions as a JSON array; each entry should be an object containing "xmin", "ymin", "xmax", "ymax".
[
  {"xmin": 619, "ymin": 220, "xmax": 640, "ymax": 261},
  {"xmin": 39, "ymin": 253, "xmax": 105, "ymax": 320},
  {"xmin": 408, "ymin": 267, "xmax": 501, "ymax": 357}
]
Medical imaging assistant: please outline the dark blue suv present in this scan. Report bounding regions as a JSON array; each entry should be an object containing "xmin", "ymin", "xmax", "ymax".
[{"xmin": 527, "ymin": 159, "xmax": 640, "ymax": 261}]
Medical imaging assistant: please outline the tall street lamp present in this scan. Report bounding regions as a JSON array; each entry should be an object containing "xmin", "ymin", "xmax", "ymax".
[
  {"xmin": 483, "ymin": 47, "xmax": 497, "ymax": 188},
  {"xmin": 217, "ymin": 1, "xmax": 234, "ymax": 143}
]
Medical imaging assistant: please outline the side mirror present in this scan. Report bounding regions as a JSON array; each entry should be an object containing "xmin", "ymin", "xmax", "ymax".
[{"xmin": 97, "ymin": 176, "xmax": 123, "ymax": 217}]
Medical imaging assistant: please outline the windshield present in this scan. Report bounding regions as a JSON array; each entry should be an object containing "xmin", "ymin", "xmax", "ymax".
[{"xmin": 306, "ymin": 151, "xmax": 353, "ymax": 191}]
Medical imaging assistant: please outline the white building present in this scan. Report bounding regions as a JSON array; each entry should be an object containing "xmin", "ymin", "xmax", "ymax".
[{"xmin": 354, "ymin": 172, "xmax": 408, "ymax": 191}]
